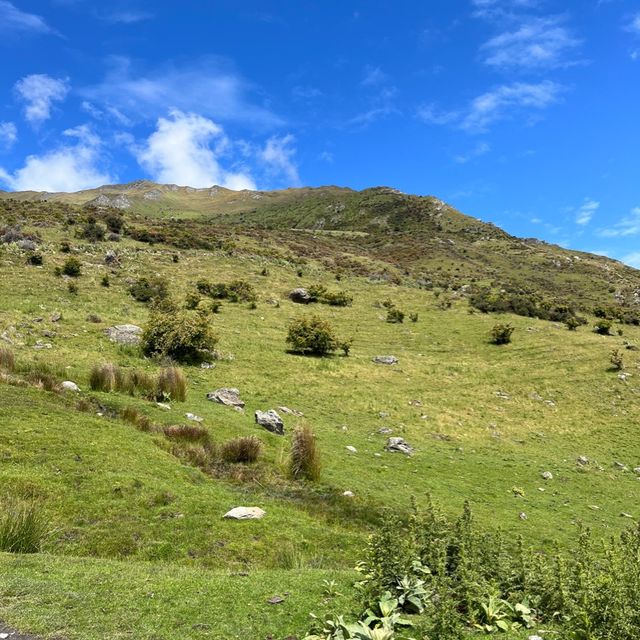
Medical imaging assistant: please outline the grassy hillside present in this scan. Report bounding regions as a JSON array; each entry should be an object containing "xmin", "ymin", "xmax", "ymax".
[{"xmin": 1, "ymin": 194, "xmax": 640, "ymax": 638}]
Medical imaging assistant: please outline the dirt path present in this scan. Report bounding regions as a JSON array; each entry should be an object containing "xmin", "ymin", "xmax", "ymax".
[{"xmin": 0, "ymin": 621, "xmax": 42, "ymax": 640}]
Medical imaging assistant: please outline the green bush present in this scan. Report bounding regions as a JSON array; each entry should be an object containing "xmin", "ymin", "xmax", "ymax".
[
  {"xmin": 141, "ymin": 310, "xmax": 218, "ymax": 363},
  {"xmin": 594, "ymin": 319, "xmax": 612, "ymax": 335},
  {"xmin": 490, "ymin": 323, "xmax": 514, "ymax": 344},
  {"xmin": 0, "ymin": 500, "xmax": 47, "ymax": 553},
  {"xmin": 386, "ymin": 308, "xmax": 405, "ymax": 324},
  {"xmin": 27, "ymin": 253, "xmax": 43, "ymax": 266},
  {"xmin": 61, "ymin": 256, "xmax": 81, "ymax": 277},
  {"xmin": 308, "ymin": 283, "xmax": 353, "ymax": 306},
  {"xmin": 286, "ymin": 315, "xmax": 340, "ymax": 356},
  {"xmin": 80, "ymin": 219, "xmax": 105, "ymax": 242},
  {"xmin": 129, "ymin": 276, "xmax": 169, "ymax": 303},
  {"xmin": 195, "ymin": 279, "xmax": 256, "ymax": 303},
  {"xmin": 610, "ymin": 348, "xmax": 624, "ymax": 370}
]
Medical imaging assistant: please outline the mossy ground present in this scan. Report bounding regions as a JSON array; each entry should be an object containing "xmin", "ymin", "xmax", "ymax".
[{"xmin": 1, "ymin": 218, "xmax": 639, "ymax": 638}]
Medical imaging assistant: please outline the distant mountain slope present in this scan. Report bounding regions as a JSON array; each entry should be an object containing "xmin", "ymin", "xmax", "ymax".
[{"xmin": 1, "ymin": 181, "xmax": 639, "ymax": 313}]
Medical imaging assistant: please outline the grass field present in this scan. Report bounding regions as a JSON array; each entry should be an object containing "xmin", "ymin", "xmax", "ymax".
[{"xmin": 1, "ymin": 200, "xmax": 640, "ymax": 638}]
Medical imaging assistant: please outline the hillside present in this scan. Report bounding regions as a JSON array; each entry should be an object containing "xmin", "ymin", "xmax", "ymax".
[{"xmin": 1, "ymin": 187, "xmax": 640, "ymax": 639}]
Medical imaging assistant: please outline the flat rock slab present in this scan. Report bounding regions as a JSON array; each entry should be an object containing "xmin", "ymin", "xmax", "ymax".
[
  {"xmin": 385, "ymin": 437, "xmax": 413, "ymax": 455},
  {"xmin": 105, "ymin": 324, "xmax": 142, "ymax": 345},
  {"xmin": 373, "ymin": 355, "xmax": 398, "ymax": 365},
  {"xmin": 223, "ymin": 507, "xmax": 266, "ymax": 520},
  {"xmin": 207, "ymin": 388, "xmax": 245, "ymax": 410},
  {"xmin": 255, "ymin": 409, "xmax": 284, "ymax": 435}
]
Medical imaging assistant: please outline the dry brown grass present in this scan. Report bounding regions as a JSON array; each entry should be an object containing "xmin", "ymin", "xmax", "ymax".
[
  {"xmin": 220, "ymin": 436, "xmax": 263, "ymax": 464},
  {"xmin": 156, "ymin": 366, "xmax": 187, "ymax": 402},
  {"xmin": 289, "ymin": 426, "xmax": 321, "ymax": 481},
  {"xmin": 0, "ymin": 346, "xmax": 15, "ymax": 372}
]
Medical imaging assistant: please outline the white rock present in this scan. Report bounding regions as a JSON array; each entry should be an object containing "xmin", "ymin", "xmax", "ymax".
[
  {"xmin": 185, "ymin": 412, "xmax": 203, "ymax": 422},
  {"xmin": 541, "ymin": 471, "xmax": 553, "ymax": 480},
  {"xmin": 223, "ymin": 507, "xmax": 266, "ymax": 520},
  {"xmin": 156, "ymin": 402, "xmax": 171, "ymax": 410},
  {"xmin": 346, "ymin": 445, "xmax": 357, "ymax": 453},
  {"xmin": 342, "ymin": 490, "xmax": 355, "ymax": 497},
  {"xmin": 61, "ymin": 380, "xmax": 80, "ymax": 392}
]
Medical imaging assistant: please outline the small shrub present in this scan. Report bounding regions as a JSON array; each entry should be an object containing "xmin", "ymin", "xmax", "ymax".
[
  {"xmin": 610, "ymin": 349, "xmax": 624, "ymax": 371},
  {"xmin": 89, "ymin": 363, "xmax": 122, "ymax": 392},
  {"xmin": 129, "ymin": 276, "xmax": 169, "ymax": 303},
  {"xmin": 594, "ymin": 319, "xmax": 612, "ymax": 336},
  {"xmin": 290, "ymin": 426, "xmax": 321, "ymax": 481},
  {"xmin": 100, "ymin": 274, "xmax": 110, "ymax": 287},
  {"xmin": 409, "ymin": 313, "xmax": 419, "ymax": 323},
  {"xmin": 286, "ymin": 315, "xmax": 339, "ymax": 356},
  {"xmin": 386, "ymin": 308, "xmax": 405, "ymax": 323},
  {"xmin": 80, "ymin": 219, "xmax": 106, "ymax": 242},
  {"xmin": 121, "ymin": 406, "xmax": 154, "ymax": 432},
  {"xmin": 490, "ymin": 323, "xmax": 514, "ymax": 345},
  {"xmin": 340, "ymin": 339, "xmax": 353, "ymax": 357},
  {"xmin": 220, "ymin": 436, "xmax": 263, "ymax": 464},
  {"xmin": 156, "ymin": 366, "xmax": 187, "ymax": 402},
  {"xmin": 565, "ymin": 316, "xmax": 581, "ymax": 331},
  {"xmin": 61, "ymin": 257, "xmax": 81, "ymax": 277},
  {"xmin": 260, "ymin": 267, "xmax": 269, "ymax": 276},
  {"xmin": 184, "ymin": 292, "xmax": 201, "ymax": 309},
  {"xmin": 86, "ymin": 313, "xmax": 102, "ymax": 323},
  {"xmin": 0, "ymin": 346, "xmax": 15, "ymax": 372},
  {"xmin": 27, "ymin": 253, "xmax": 43, "ymax": 266},
  {"xmin": 25, "ymin": 369, "xmax": 59, "ymax": 392},
  {"xmin": 67, "ymin": 282, "xmax": 78, "ymax": 295},
  {"xmin": 60, "ymin": 241, "xmax": 71, "ymax": 253},
  {"xmin": 172, "ymin": 254, "xmax": 180, "ymax": 263},
  {"xmin": 141, "ymin": 310, "xmax": 218, "ymax": 363},
  {"xmin": 0, "ymin": 500, "xmax": 47, "ymax": 553}
]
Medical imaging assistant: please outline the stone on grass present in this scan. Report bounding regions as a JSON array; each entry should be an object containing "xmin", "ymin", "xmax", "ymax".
[
  {"xmin": 61, "ymin": 381, "xmax": 80, "ymax": 393},
  {"xmin": 577, "ymin": 455, "xmax": 589, "ymax": 466},
  {"xmin": 50, "ymin": 312, "xmax": 62, "ymax": 322},
  {"xmin": 289, "ymin": 288, "xmax": 311, "ymax": 304},
  {"xmin": 519, "ymin": 512, "xmax": 528, "ymax": 521},
  {"xmin": 207, "ymin": 388, "xmax": 245, "ymax": 410},
  {"xmin": 185, "ymin": 412, "xmax": 203, "ymax": 423},
  {"xmin": 342, "ymin": 490, "xmax": 355, "ymax": 497},
  {"xmin": 104, "ymin": 250, "xmax": 120, "ymax": 266},
  {"xmin": 385, "ymin": 437, "xmax": 413, "ymax": 455},
  {"xmin": 541, "ymin": 471, "xmax": 553, "ymax": 480},
  {"xmin": 223, "ymin": 507, "xmax": 265, "ymax": 520},
  {"xmin": 373, "ymin": 355, "xmax": 398, "ymax": 365},
  {"xmin": 105, "ymin": 324, "xmax": 142, "ymax": 345},
  {"xmin": 633, "ymin": 467, "xmax": 640, "ymax": 476},
  {"xmin": 278, "ymin": 406, "xmax": 304, "ymax": 417},
  {"xmin": 346, "ymin": 445, "xmax": 357, "ymax": 454},
  {"xmin": 255, "ymin": 409, "xmax": 284, "ymax": 435}
]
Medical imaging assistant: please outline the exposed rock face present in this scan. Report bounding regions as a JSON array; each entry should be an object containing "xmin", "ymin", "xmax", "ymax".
[
  {"xmin": 223, "ymin": 507, "xmax": 266, "ymax": 520},
  {"xmin": 289, "ymin": 288, "xmax": 311, "ymax": 304},
  {"xmin": 206, "ymin": 388, "xmax": 245, "ymax": 410},
  {"xmin": 255, "ymin": 409, "xmax": 284, "ymax": 435},
  {"xmin": 105, "ymin": 324, "xmax": 142, "ymax": 345},
  {"xmin": 385, "ymin": 437, "xmax": 413, "ymax": 455},
  {"xmin": 373, "ymin": 355, "xmax": 398, "ymax": 365},
  {"xmin": 143, "ymin": 189, "xmax": 162, "ymax": 200}
]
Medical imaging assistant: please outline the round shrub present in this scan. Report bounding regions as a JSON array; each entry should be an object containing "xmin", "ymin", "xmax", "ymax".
[
  {"xmin": 61, "ymin": 257, "xmax": 81, "ymax": 277},
  {"xmin": 286, "ymin": 315, "xmax": 339, "ymax": 356},
  {"xmin": 141, "ymin": 310, "xmax": 218, "ymax": 363},
  {"xmin": 490, "ymin": 323, "xmax": 514, "ymax": 345},
  {"xmin": 129, "ymin": 276, "xmax": 169, "ymax": 303},
  {"xmin": 594, "ymin": 319, "xmax": 612, "ymax": 336}
]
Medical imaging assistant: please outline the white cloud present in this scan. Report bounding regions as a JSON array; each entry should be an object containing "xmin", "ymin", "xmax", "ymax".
[
  {"xmin": 417, "ymin": 104, "xmax": 460, "ymax": 125},
  {"xmin": 454, "ymin": 141, "xmax": 491, "ymax": 164},
  {"xmin": 0, "ymin": 1, "xmax": 56, "ymax": 35},
  {"xmin": 597, "ymin": 207, "xmax": 640, "ymax": 237},
  {"xmin": 481, "ymin": 16, "xmax": 581, "ymax": 70},
  {"xmin": 621, "ymin": 252, "xmax": 640, "ymax": 269},
  {"xmin": 627, "ymin": 13, "xmax": 640, "ymax": 35},
  {"xmin": 575, "ymin": 198, "xmax": 599, "ymax": 225},
  {"xmin": 134, "ymin": 110, "xmax": 256, "ymax": 190},
  {"xmin": 15, "ymin": 74, "xmax": 69, "ymax": 124},
  {"xmin": 361, "ymin": 66, "xmax": 389, "ymax": 87},
  {"xmin": 260, "ymin": 134, "xmax": 300, "ymax": 186},
  {"xmin": 101, "ymin": 10, "xmax": 152, "ymax": 24},
  {"xmin": 0, "ymin": 122, "xmax": 17, "ymax": 148},
  {"xmin": 471, "ymin": 0, "xmax": 540, "ymax": 20},
  {"xmin": 462, "ymin": 81, "xmax": 562, "ymax": 132},
  {"xmin": 82, "ymin": 56, "xmax": 281, "ymax": 128},
  {"xmin": 0, "ymin": 125, "xmax": 113, "ymax": 192}
]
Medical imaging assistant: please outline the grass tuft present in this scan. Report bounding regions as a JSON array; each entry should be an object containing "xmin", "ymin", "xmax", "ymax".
[
  {"xmin": 289, "ymin": 426, "xmax": 321, "ymax": 481},
  {"xmin": 0, "ymin": 346, "xmax": 15, "ymax": 372},
  {"xmin": 0, "ymin": 499, "xmax": 47, "ymax": 553},
  {"xmin": 220, "ymin": 436, "xmax": 263, "ymax": 464},
  {"xmin": 156, "ymin": 366, "xmax": 187, "ymax": 402}
]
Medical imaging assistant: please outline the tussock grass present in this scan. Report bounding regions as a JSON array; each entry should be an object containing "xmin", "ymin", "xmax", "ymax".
[
  {"xmin": 0, "ymin": 499, "xmax": 47, "ymax": 553},
  {"xmin": 290, "ymin": 426, "xmax": 321, "ymax": 481},
  {"xmin": 0, "ymin": 346, "xmax": 15, "ymax": 372},
  {"xmin": 220, "ymin": 435, "xmax": 263, "ymax": 464},
  {"xmin": 163, "ymin": 424, "xmax": 209, "ymax": 443},
  {"xmin": 156, "ymin": 366, "xmax": 187, "ymax": 402},
  {"xmin": 89, "ymin": 363, "xmax": 121, "ymax": 392}
]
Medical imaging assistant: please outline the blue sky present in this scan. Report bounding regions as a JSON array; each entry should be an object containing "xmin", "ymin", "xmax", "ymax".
[{"xmin": 1, "ymin": 1, "xmax": 640, "ymax": 266}]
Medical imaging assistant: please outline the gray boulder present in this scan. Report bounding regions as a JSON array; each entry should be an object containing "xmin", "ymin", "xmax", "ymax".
[
  {"xmin": 223, "ymin": 506, "xmax": 265, "ymax": 520},
  {"xmin": 373, "ymin": 355, "xmax": 398, "ymax": 365},
  {"xmin": 255, "ymin": 409, "xmax": 284, "ymax": 435},
  {"xmin": 105, "ymin": 324, "xmax": 142, "ymax": 345},
  {"xmin": 104, "ymin": 250, "xmax": 120, "ymax": 266},
  {"xmin": 541, "ymin": 471, "xmax": 553, "ymax": 480},
  {"xmin": 385, "ymin": 437, "xmax": 413, "ymax": 455},
  {"xmin": 207, "ymin": 388, "xmax": 245, "ymax": 410},
  {"xmin": 289, "ymin": 288, "xmax": 311, "ymax": 304},
  {"xmin": 61, "ymin": 381, "xmax": 80, "ymax": 392}
]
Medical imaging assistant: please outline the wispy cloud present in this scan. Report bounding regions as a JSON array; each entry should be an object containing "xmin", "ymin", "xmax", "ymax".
[
  {"xmin": 0, "ymin": 122, "xmax": 17, "ymax": 149},
  {"xmin": 621, "ymin": 251, "xmax": 640, "ymax": 269},
  {"xmin": 0, "ymin": 0, "xmax": 57, "ymax": 35},
  {"xmin": 471, "ymin": 0, "xmax": 541, "ymax": 20},
  {"xmin": 361, "ymin": 65, "xmax": 389, "ymax": 87},
  {"xmin": 15, "ymin": 74, "xmax": 70, "ymax": 125},
  {"xmin": 134, "ymin": 110, "xmax": 256, "ymax": 190},
  {"xmin": 0, "ymin": 125, "xmax": 113, "ymax": 192},
  {"xmin": 260, "ymin": 134, "xmax": 300, "ymax": 186},
  {"xmin": 597, "ymin": 207, "xmax": 640, "ymax": 237},
  {"xmin": 626, "ymin": 12, "xmax": 640, "ymax": 35},
  {"xmin": 100, "ymin": 10, "xmax": 153, "ymax": 24},
  {"xmin": 81, "ymin": 56, "xmax": 282, "ymax": 128},
  {"xmin": 575, "ymin": 198, "xmax": 599, "ymax": 225},
  {"xmin": 481, "ymin": 15, "xmax": 581, "ymax": 71},
  {"xmin": 454, "ymin": 141, "xmax": 491, "ymax": 163}
]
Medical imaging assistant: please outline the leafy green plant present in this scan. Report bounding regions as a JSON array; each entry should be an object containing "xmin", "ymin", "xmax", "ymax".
[
  {"xmin": 594, "ymin": 319, "xmax": 612, "ymax": 335},
  {"xmin": 490, "ymin": 323, "xmax": 514, "ymax": 345},
  {"xmin": 61, "ymin": 256, "xmax": 81, "ymax": 277},
  {"xmin": 0, "ymin": 500, "xmax": 47, "ymax": 553},
  {"xmin": 610, "ymin": 348, "xmax": 624, "ymax": 371},
  {"xmin": 386, "ymin": 308, "xmax": 405, "ymax": 324},
  {"xmin": 129, "ymin": 276, "xmax": 169, "ymax": 303},
  {"xmin": 286, "ymin": 315, "xmax": 340, "ymax": 356}
]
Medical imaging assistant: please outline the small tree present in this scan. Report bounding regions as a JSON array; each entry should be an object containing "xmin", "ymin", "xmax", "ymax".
[
  {"xmin": 490, "ymin": 323, "xmax": 514, "ymax": 345},
  {"xmin": 594, "ymin": 319, "xmax": 612, "ymax": 336},
  {"xmin": 129, "ymin": 276, "xmax": 169, "ymax": 303},
  {"xmin": 61, "ymin": 257, "xmax": 81, "ymax": 277},
  {"xmin": 286, "ymin": 315, "xmax": 339, "ymax": 356},
  {"xmin": 610, "ymin": 349, "xmax": 624, "ymax": 371}
]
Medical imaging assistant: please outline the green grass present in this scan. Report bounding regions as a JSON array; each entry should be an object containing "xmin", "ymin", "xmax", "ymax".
[{"xmin": 1, "ymin": 199, "xmax": 640, "ymax": 638}]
